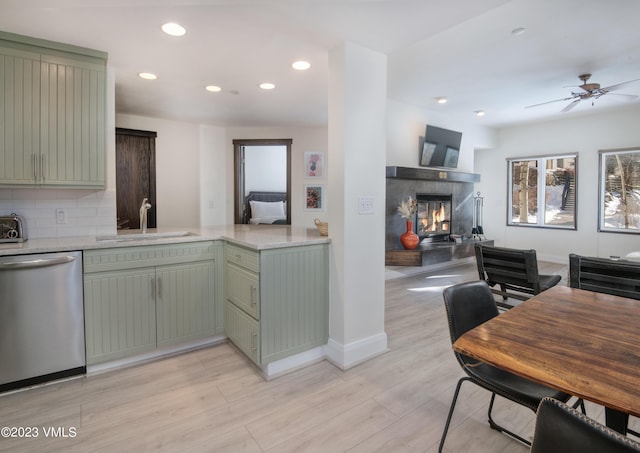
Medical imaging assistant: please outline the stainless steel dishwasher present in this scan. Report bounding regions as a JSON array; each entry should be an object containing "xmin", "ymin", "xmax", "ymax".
[{"xmin": 0, "ymin": 251, "xmax": 85, "ymax": 392}]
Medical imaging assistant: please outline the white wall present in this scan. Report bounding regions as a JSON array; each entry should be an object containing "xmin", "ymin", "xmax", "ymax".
[
  {"xmin": 386, "ymin": 99, "xmax": 497, "ymax": 171},
  {"xmin": 199, "ymin": 124, "xmax": 228, "ymax": 226},
  {"xmin": 325, "ymin": 42, "xmax": 388, "ymax": 368},
  {"xmin": 475, "ymin": 105, "xmax": 640, "ymax": 262},
  {"xmin": 116, "ymin": 114, "xmax": 201, "ymax": 228}
]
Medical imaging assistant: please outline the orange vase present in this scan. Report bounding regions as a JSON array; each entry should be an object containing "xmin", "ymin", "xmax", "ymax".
[{"xmin": 400, "ymin": 220, "xmax": 420, "ymax": 250}]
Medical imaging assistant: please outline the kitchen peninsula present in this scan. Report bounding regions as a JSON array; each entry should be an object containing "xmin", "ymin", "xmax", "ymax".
[{"xmin": 0, "ymin": 225, "xmax": 330, "ymax": 382}]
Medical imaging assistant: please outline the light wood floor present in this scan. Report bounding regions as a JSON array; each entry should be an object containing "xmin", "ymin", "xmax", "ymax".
[{"xmin": 0, "ymin": 261, "xmax": 628, "ymax": 452}]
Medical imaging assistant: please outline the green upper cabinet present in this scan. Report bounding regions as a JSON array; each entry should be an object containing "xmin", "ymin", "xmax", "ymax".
[{"xmin": 0, "ymin": 31, "xmax": 107, "ymax": 188}]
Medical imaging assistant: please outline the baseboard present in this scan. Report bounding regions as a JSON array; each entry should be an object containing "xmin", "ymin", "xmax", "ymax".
[
  {"xmin": 260, "ymin": 346, "xmax": 326, "ymax": 380},
  {"xmin": 87, "ymin": 335, "xmax": 227, "ymax": 375},
  {"xmin": 324, "ymin": 332, "xmax": 389, "ymax": 370}
]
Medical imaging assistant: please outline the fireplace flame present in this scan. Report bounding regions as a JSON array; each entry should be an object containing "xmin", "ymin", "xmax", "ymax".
[{"xmin": 430, "ymin": 203, "xmax": 447, "ymax": 231}]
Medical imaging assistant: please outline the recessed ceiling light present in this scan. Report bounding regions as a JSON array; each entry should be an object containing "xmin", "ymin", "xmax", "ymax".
[
  {"xmin": 259, "ymin": 82, "xmax": 275, "ymax": 90},
  {"xmin": 138, "ymin": 72, "xmax": 158, "ymax": 80},
  {"xmin": 292, "ymin": 60, "xmax": 311, "ymax": 70},
  {"xmin": 205, "ymin": 85, "xmax": 221, "ymax": 92},
  {"xmin": 436, "ymin": 97, "xmax": 448, "ymax": 104},
  {"xmin": 162, "ymin": 22, "xmax": 186, "ymax": 37},
  {"xmin": 511, "ymin": 27, "xmax": 526, "ymax": 36},
  {"xmin": 475, "ymin": 110, "xmax": 486, "ymax": 117}
]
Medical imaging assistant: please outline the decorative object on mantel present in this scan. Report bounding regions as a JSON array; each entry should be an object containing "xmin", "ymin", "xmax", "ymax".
[
  {"xmin": 472, "ymin": 192, "xmax": 485, "ymax": 240},
  {"xmin": 397, "ymin": 197, "xmax": 420, "ymax": 250},
  {"xmin": 314, "ymin": 218, "xmax": 328, "ymax": 236}
]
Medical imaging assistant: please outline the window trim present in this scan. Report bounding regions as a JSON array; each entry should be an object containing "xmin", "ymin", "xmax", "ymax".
[
  {"xmin": 506, "ymin": 153, "xmax": 578, "ymax": 230},
  {"xmin": 598, "ymin": 147, "xmax": 640, "ymax": 234}
]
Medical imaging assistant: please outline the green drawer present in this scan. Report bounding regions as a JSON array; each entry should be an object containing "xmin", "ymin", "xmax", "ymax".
[
  {"xmin": 226, "ymin": 262, "xmax": 259, "ymax": 319},
  {"xmin": 224, "ymin": 301, "xmax": 260, "ymax": 364},
  {"xmin": 226, "ymin": 243, "xmax": 259, "ymax": 273}
]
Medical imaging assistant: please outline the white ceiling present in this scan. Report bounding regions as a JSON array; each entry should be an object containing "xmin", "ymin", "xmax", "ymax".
[{"xmin": 2, "ymin": 0, "xmax": 640, "ymax": 129}]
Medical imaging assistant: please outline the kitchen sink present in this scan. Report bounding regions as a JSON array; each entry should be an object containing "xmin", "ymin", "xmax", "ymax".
[{"xmin": 96, "ymin": 231, "xmax": 197, "ymax": 242}]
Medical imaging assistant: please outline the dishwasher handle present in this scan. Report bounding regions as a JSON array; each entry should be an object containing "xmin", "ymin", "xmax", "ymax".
[{"xmin": 0, "ymin": 255, "xmax": 77, "ymax": 270}]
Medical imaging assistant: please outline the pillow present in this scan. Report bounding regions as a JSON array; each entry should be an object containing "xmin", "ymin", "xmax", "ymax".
[{"xmin": 249, "ymin": 200, "xmax": 285, "ymax": 219}]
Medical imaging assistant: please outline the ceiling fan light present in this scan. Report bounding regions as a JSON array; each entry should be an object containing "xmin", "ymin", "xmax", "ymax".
[
  {"xmin": 205, "ymin": 85, "xmax": 221, "ymax": 92},
  {"xmin": 138, "ymin": 72, "xmax": 158, "ymax": 80},
  {"xmin": 260, "ymin": 82, "xmax": 275, "ymax": 90}
]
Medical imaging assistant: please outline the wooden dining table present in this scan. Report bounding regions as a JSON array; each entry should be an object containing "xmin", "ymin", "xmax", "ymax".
[{"xmin": 453, "ymin": 285, "xmax": 640, "ymax": 434}]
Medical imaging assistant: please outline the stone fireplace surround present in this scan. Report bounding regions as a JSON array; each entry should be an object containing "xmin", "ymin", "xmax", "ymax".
[{"xmin": 385, "ymin": 166, "xmax": 480, "ymax": 251}]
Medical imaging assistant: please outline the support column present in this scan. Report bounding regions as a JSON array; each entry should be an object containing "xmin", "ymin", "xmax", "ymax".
[{"xmin": 326, "ymin": 42, "xmax": 388, "ymax": 369}]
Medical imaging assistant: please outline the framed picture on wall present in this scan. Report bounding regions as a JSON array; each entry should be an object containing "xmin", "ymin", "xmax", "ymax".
[
  {"xmin": 304, "ymin": 152, "xmax": 324, "ymax": 178},
  {"xmin": 305, "ymin": 184, "xmax": 324, "ymax": 211},
  {"xmin": 420, "ymin": 141, "xmax": 436, "ymax": 167},
  {"xmin": 443, "ymin": 147, "xmax": 460, "ymax": 168}
]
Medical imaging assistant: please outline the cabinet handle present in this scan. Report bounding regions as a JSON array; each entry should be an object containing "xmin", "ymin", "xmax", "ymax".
[
  {"xmin": 32, "ymin": 154, "xmax": 37, "ymax": 181},
  {"xmin": 157, "ymin": 276, "xmax": 162, "ymax": 298},
  {"xmin": 41, "ymin": 154, "xmax": 46, "ymax": 182},
  {"xmin": 251, "ymin": 332, "xmax": 258, "ymax": 351},
  {"xmin": 250, "ymin": 285, "xmax": 257, "ymax": 308},
  {"xmin": 151, "ymin": 277, "xmax": 155, "ymax": 299}
]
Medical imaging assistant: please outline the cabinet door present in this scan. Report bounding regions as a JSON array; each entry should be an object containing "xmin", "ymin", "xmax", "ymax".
[
  {"xmin": 155, "ymin": 260, "xmax": 217, "ymax": 347},
  {"xmin": 0, "ymin": 46, "xmax": 40, "ymax": 184},
  {"xmin": 40, "ymin": 54, "xmax": 106, "ymax": 187},
  {"xmin": 84, "ymin": 267, "xmax": 156, "ymax": 365}
]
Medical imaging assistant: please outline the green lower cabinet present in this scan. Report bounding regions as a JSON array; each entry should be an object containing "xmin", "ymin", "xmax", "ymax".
[
  {"xmin": 84, "ymin": 267, "xmax": 157, "ymax": 364},
  {"xmin": 156, "ymin": 260, "xmax": 217, "ymax": 347},
  {"xmin": 224, "ymin": 243, "xmax": 329, "ymax": 366},
  {"xmin": 83, "ymin": 241, "xmax": 222, "ymax": 365}
]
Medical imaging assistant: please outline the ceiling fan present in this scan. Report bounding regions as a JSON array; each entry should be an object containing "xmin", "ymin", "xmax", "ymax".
[{"xmin": 525, "ymin": 73, "xmax": 640, "ymax": 112}]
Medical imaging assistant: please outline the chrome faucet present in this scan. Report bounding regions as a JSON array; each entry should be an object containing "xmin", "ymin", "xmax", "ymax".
[{"xmin": 139, "ymin": 198, "xmax": 152, "ymax": 233}]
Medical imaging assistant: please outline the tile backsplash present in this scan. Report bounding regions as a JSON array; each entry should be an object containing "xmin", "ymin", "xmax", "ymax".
[{"xmin": 0, "ymin": 188, "xmax": 117, "ymax": 239}]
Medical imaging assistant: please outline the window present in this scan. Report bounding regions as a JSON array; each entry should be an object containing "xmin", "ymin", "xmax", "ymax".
[
  {"xmin": 599, "ymin": 148, "xmax": 640, "ymax": 233},
  {"xmin": 507, "ymin": 154, "xmax": 577, "ymax": 229}
]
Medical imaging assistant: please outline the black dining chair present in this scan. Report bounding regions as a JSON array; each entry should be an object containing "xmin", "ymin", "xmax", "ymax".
[
  {"xmin": 569, "ymin": 253, "xmax": 640, "ymax": 437},
  {"xmin": 439, "ymin": 280, "xmax": 583, "ymax": 452},
  {"xmin": 569, "ymin": 253, "xmax": 640, "ymax": 300},
  {"xmin": 531, "ymin": 397, "xmax": 640, "ymax": 453}
]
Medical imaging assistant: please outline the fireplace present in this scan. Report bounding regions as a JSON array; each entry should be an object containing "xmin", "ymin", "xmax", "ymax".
[{"xmin": 416, "ymin": 193, "xmax": 452, "ymax": 242}]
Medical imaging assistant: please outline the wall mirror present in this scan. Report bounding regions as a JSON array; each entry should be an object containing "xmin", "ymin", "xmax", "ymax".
[{"xmin": 233, "ymin": 139, "xmax": 292, "ymax": 225}]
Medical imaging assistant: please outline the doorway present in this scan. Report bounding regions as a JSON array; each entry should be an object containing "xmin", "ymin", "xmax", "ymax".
[
  {"xmin": 234, "ymin": 139, "xmax": 292, "ymax": 224},
  {"xmin": 115, "ymin": 128, "xmax": 157, "ymax": 230}
]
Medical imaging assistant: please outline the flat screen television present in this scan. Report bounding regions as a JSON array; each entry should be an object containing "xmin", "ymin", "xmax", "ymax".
[{"xmin": 418, "ymin": 125, "xmax": 462, "ymax": 168}]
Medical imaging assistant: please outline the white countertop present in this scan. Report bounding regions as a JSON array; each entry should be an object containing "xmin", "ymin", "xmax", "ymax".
[{"xmin": 0, "ymin": 225, "xmax": 330, "ymax": 256}]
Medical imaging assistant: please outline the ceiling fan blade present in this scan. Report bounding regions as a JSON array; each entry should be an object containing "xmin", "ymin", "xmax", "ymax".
[
  {"xmin": 561, "ymin": 99, "xmax": 581, "ymax": 112},
  {"xmin": 601, "ymin": 77, "xmax": 640, "ymax": 92},
  {"xmin": 525, "ymin": 96, "xmax": 576, "ymax": 109},
  {"xmin": 607, "ymin": 92, "xmax": 639, "ymax": 101}
]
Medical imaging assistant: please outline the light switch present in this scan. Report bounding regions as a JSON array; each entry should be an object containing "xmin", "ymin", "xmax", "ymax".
[{"xmin": 358, "ymin": 197, "xmax": 375, "ymax": 214}]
